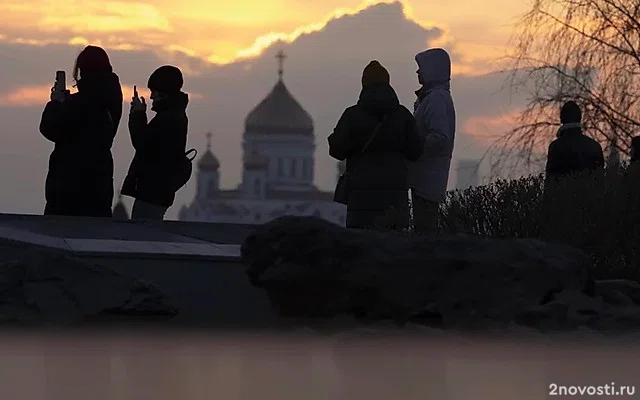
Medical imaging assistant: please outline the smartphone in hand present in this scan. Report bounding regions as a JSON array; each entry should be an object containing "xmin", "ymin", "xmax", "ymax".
[{"xmin": 54, "ymin": 70, "xmax": 66, "ymax": 93}]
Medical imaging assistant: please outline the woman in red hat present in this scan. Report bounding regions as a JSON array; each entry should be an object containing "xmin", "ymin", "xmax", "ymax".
[{"xmin": 39, "ymin": 45, "xmax": 123, "ymax": 217}]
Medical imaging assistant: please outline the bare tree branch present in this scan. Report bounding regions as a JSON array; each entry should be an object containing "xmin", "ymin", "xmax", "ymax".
[{"xmin": 498, "ymin": 0, "xmax": 640, "ymax": 174}]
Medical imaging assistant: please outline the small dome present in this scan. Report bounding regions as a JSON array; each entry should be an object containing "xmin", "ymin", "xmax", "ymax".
[
  {"xmin": 244, "ymin": 150, "xmax": 269, "ymax": 171},
  {"xmin": 198, "ymin": 132, "xmax": 220, "ymax": 171},
  {"xmin": 198, "ymin": 150, "xmax": 220, "ymax": 171},
  {"xmin": 244, "ymin": 79, "xmax": 313, "ymax": 135}
]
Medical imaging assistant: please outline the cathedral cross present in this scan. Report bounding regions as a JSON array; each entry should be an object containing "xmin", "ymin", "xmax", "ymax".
[
  {"xmin": 276, "ymin": 50, "xmax": 286, "ymax": 80},
  {"xmin": 205, "ymin": 132, "xmax": 212, "ymax": 150}
]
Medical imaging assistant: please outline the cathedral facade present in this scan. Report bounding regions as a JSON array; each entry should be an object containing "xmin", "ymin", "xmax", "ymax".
[{"xmin": 178, "ymin": 51, "xmax": 346, "ymax": 226}]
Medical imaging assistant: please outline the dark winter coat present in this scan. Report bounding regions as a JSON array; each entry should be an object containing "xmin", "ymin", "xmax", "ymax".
[
  {"xmin": 39, "ymin": 71, "xmax": 123, "ymax": 217},
  {"xmin": 121, "ymin": 92, "xmax": 188, "ymax": 207},
  {"xmin": 328, "ymin": 83, "xmax": 424, "ymax": 229},
  {"xmin": 545, "ymin": 124, "xmax": 604, "ymax": 181}
]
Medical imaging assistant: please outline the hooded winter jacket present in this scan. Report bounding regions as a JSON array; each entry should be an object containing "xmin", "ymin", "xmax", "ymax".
[{"xmin": 407, "ymin": 48, "xmax": 456, "ymax": 202}]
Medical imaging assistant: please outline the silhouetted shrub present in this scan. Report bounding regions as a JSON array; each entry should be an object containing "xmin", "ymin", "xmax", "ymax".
[{"xmin": 438, "ymin": 164, "xmax": 640, "ymax": 280}]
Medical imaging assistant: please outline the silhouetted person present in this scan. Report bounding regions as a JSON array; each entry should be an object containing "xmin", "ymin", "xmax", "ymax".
[
  {"xmin": 624, "ymin": 136, "xmax": 640, "ymax": 188},
  {"xmin": 328, "ymin": 60, "xmax": 423, "ymax": 229},
  {"xmin": 39, "ymin": 45, "xmax": 123, "ymax": 217},
  {"xmin": 121, "ymin": 65, "xmax": 188, "ymax": 220},
  {"xmin": 631, "ymin": 136, "xmax": 640, "ymax": 164},
  {"xmin": 407, "ymin": 48, "xmax": 456, "ymax": 234},
  {"xmin": 545, "ymin": 101, "xmax": 604, "ymax": 181}
]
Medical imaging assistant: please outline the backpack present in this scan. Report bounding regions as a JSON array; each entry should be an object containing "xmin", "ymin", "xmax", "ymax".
[{"xmin": 173, "ymin": 148, "xmax": 197, "ymax": 192}]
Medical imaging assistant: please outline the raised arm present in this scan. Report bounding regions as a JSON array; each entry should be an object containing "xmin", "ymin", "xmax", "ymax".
[{"xmin": 128, "ymin": 110, "xmax": 149, "ymax": 150}]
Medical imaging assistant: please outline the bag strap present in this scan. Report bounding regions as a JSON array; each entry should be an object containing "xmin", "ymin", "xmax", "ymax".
[
  {"xmin": 360, "ymin": 114, "xmax": 387, "ymax": 155},
  {"xmin": 185, "ymin": 148, "xmax": 197, "ymax": 161}
]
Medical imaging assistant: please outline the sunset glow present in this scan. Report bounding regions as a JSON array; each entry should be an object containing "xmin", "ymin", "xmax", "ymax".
[
  {"xmin": 0, "ymin": 84, "xmax": 205, "ymax": 108},
  {"xmin": 0, "ymin": 0, "xmax": 528, "ymax": 69},
  {"xmin": 0, "ymin": 0, "xmax": 541, "ymax": 215}
]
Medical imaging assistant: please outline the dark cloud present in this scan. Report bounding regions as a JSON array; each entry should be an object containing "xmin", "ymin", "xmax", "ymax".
[{"xmin": 0, "ymin": 1, "xmax": 524, "ymax": 217}]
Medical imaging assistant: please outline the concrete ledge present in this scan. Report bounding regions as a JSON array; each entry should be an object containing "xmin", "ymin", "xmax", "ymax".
[
  {"xmin": 0, "ymin": 226, "xmax": 241, "ymax": 262},
  {"xmin": 0, "ymin": 226, "xmax": 70, "ymax": 250},
  {"xmin": 0, "ymin": 213, "xmax": 256, "ymax": 245},
  {"xmin": 65, "ymin": 238, "xmax": 240, "ymax": 259}
]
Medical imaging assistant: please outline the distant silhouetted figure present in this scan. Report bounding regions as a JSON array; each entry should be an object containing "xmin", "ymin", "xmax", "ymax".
[
  {"xmin": 39, "ymin": 45, "xmax": 123, "ymax": 217},
  {"xmin": 121, "ymin": 65, "xmax": 188, "ymax": 220},
  {"xmin": 625, "ymin": 136, "xmax": 640, "ymax": 184},
  {"xmin": 630, "ymin": 136, "xmax": 640, "ymax": 164},
  {"xmin": 328, "ymin": 60, "xmax": 423, "ymax": 229},
  {"xmin": 407, "ymin": 48, "xmax": 456, "ymax": 234},
  {"xmin": 545, "ymin": 101, "xmax": 604, "ymax": 181}
]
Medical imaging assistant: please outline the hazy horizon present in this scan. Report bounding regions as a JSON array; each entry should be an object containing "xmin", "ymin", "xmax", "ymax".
[{"xmin": 0, "ymin": 0, "xmax": 532, "ymax": 218}]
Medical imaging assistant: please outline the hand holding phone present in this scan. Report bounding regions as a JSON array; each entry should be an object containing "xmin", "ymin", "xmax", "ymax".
[
  {"xmin": 54, "ymin": 70, "xmax": 66, "ymax": 93},
  {"xmin": 50, "ymin": 70, "xmax": 69, "ymax": 102},
  {"xmin": 130, "ymin": 85, "xmax": 146, "ymax": 112}
]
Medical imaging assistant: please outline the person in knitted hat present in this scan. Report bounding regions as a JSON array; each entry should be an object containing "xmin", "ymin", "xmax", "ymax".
[
  {"xmin": 361, "ymin": 60, "xmax": 390, "ymax": 87},
  {"xmin": 545, "ymin": 100, "xmax": 604, "ymax": 181},
  {"xmin": 39, "ymin": 45, "xmax": 122, "ymax": 218},
  {"xmin": 122, "ymin": 65, "xmax": 189, "ymax": 220},
  {"xmin": 328, "ymin": 60, "xmax": 424, "ymax": 229}
]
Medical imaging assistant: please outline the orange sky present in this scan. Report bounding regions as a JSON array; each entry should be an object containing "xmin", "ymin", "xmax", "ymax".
[
  {"xmin": 0, "ymin": 0, "xmax": 527, "ymax": 71},
  {"xmin": 0, "ymin": 0, "xmax": 538, "ymax": 215}
]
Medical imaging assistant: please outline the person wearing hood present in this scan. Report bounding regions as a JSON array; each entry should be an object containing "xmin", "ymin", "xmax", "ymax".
[
  {"xmin": 545, "ymin": 101, "xmax": 604, "ymax": 181},
  {"xmin": 407, "ymin": 48, "xmax": 456, "ymax": 234},
  {"xmin": 39, "ymin": 45, "xmax": 123, "ymax": 217},
  {"xmin": 328, "ymin": 60, "xmax": 424, "ymax": 229},
  {"xmin": 121, "ymin": 65, "xmax": 189, "ymax": 220}
]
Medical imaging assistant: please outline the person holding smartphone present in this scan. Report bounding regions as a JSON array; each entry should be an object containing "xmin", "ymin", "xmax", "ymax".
[
  {"xmin": 39, "ymin": 45, "xmax": 123, "ymax": 217},
  {"xmin": 121, "ymin": 65, "xmax": 188, "ymax": 220}
]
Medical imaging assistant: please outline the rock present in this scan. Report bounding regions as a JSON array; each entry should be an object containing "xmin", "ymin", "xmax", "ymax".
[
  {"xmin": 504, "ymin": 322, "xmax": 545, "ymax": 337},
  {"xmin": 514, "ymin": 301, "xmax": 570, "ymax": 330},
  {"xmin": 595, "ymin": 279, "xmax": 640, "ymax": 305},
  {"xmin": 587, "ymin": 309, "xmax": 640, "ymax": 332},
  {"xmin": 242, "ymin": 216, "xmax": 592, "ymax": 330},
  {"xmin": 0, "ymin": 250, "xmax": 178, "ymax": 327}
]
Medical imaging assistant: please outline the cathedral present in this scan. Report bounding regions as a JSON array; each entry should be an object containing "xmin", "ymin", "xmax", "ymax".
[{"xmin": 177, "ymin": 51, "xmax": 347, "ymax": 225}]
